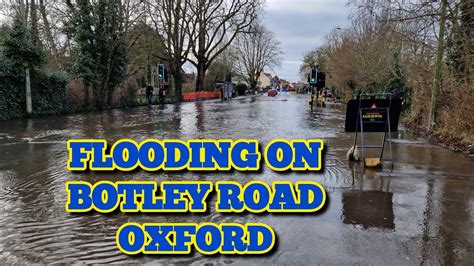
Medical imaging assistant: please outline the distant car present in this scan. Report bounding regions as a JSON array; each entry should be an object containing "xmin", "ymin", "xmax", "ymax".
[{"xmin": 268, "ymin": 89, "xmax": 277, "ymax": 97}]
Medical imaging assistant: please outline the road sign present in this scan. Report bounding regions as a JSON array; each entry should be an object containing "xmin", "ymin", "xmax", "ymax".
[{"xmin": 344, "ymin": 98, "xmax": 402, "ymax": 132}]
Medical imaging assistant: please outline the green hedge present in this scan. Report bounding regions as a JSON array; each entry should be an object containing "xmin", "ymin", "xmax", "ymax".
[
  {"xmin": 32, "ymin": 72, "xmax": 70, "ymax": 115},
  {"xmin": 0, "ymin": 58, "xmax": 70, "ymax": 120},
  {"xmin": 0, "ymin": 58, "xmax": 23, "ymax": 119},
  {"xmin": 0, "ymin": 20, "xmax": 70, "ymax": 120},
  {"xmin": 235, "ymin": 83, "xmax": 247, "ymax": 96}
]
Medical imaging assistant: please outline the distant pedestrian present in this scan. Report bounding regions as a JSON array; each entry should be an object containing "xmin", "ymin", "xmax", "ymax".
[
  {"xmin": 146, "ymin": 84, "xmax": 153, "ymax": 105},
  {"xmin": 221, "ymin": 85, "xmax": 224, "ymax": 101},
  {"xmin": 159, "ymin": 85, "xmax": 166, "ymax": 106}
]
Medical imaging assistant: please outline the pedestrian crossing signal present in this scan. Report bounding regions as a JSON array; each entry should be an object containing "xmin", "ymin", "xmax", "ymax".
[{"xmin": 158, "ymin": 64, "xmax": 164, "ymax": 80}]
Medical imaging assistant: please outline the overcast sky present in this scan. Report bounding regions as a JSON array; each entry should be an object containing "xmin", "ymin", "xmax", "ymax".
[
  {"xmin": 263, "ymin": 0, "xmax": 351, "ymax": 82},
  {"xmin": 0, "ymin": 1, "xmax": 350, "ymax": 83}
]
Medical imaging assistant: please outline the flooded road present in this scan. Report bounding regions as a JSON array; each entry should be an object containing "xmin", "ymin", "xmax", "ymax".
[{"xmin": 0, "ymin": 94, "xmax": 473, "ymax": 264}]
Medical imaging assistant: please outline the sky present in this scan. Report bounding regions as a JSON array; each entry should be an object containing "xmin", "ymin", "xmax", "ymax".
[
  {"xmin": 0, "ymin": 1, "xmax": 350, "ymax": 83},
  {"xmin": 263, "ymin": 0, "xmax": 351, "ymax": 82}
]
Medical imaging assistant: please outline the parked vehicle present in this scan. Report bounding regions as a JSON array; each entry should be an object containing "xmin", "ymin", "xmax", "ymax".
[{"xmin": 268, "ymin": 89, "xmax": 277, "ymax": 97}]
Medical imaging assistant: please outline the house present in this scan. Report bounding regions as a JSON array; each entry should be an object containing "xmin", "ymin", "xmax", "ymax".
[
  {"xmin": 292, "ymin": 82, "xmax": 306, "ymax": 89},
  {"xmin": 258, "ymin": 73, "xmax": 273, "ymax": 88},
  {"xmin": 279, "ymin": 79, "xmax": 290, "ymax": 89}
]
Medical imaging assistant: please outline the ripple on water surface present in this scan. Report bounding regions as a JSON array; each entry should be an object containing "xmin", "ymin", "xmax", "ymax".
[{"xmin": 0, "ymin": 95, "xmax": 473, "ymax": 264}]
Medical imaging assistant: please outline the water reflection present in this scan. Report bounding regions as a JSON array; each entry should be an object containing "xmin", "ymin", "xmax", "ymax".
[
  {"xmin": 342, "ymin": 191, "xmax": 395, "ymax": 230},
  {"xmin": 0, "ymin": 94, "xmax": 472, "ymax": 264}
]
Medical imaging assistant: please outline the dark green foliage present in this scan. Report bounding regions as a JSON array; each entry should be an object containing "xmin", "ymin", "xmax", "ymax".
[
  {"xmin": 67, "ymin": 0, "xmax": 128, "ymax": 109},
  {"xmin": 0, "ymin": 58, "xmax": 24, "ymax": 119},
  {"xmin": 382, "ymin": 51, "xmax": 407, "ymax": 93},
  {"xmin": 32, "ymin": 72, "xmax": 70, "ymax": 115},
  {"xmin": 3, "ymin": 19, "xmax": 45, "ymax": 68},
  {"xmin": 0, "ymin": 21, "xmax": 69, "ymax": 120},
  {"xmin": 235, "ymin": 83, "xmax": 248, "ymax": 96},
  {"xmin": 345, "ymin": 51, "xmax": 409, "ymax": 101},
  {"xmin": 0, "ymin": 59, "xmax": 70, "ymax": 120},
  {"xmin": 382, "ymin": 51, "xmax": 411, "ymax": 111}
]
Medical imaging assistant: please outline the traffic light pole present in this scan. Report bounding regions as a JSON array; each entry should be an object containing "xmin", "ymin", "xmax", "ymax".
[
  {"xmin": 157, "ymin": 63, "xmax": 165, "ymax": 107},
  {"xmin": 310, "ymin": 66, "xmax": 318, "ymax": 109}
]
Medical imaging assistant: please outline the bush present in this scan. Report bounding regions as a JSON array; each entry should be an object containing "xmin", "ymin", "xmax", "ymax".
[
  {"xmin": 182, "ymin": 83, "xmax": 195, "ymax": 93},
  {"xmin": 235, "ymin": 83, "xmax": 247, "ymax": 96},
  {"xmin": 0, "ymin": 83, "xmax": 24, "ymax": 120},
  {"xmin": 0, "ymin": 57, "xmax": 70, "ymax": 119},
  {"xmin": 112, "ymin": 79, "xmax": 140, "ymax": 107},
  {"xmin": 32, "ymin": 72, "xmax": 70, "ymax": 115},
  {"xmin": 0, "ymin": 20, "xmax": 71, "ymax": 120},
  {"xmin": 0, "ymin": 58, "xmax": 24, "ymax": 119},
  {"xmin": 66, "ymin": 79, "xmax": 86, "ymax": 110}
]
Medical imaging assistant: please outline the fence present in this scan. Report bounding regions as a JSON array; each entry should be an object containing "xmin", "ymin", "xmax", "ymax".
[{"xmin": 182, "ymin": 91, "xmax": 222, "ymax": 102}]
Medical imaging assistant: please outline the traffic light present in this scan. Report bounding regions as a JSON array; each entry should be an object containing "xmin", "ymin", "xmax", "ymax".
[
  {"xmin": 158, "ymin": 64, "xmax": 164, "ymax": 80},
  {"xmin": 310, "ymin": 68, "xmax": 317, "ymax": 84},
  {"xmin": 316, "ymin": 72, "xmax": 326, "ymax": 89},
  {"xmin": 164, "ymin": 67, "xmax": 169, "ymax": 82}
]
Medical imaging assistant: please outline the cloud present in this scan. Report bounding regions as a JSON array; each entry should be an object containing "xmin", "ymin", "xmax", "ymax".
[{"xmin": 263, "ymin": 0, "xmax": 351, "ymax": 81}]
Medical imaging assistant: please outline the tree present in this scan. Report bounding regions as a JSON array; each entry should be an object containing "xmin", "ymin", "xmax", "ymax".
[
  {"xmin": 428, "ymin": 0, "xmax": 448, "ymax": 131},
  {"xmin": 233, "ymin": 24, "xmax": 282, "ymax": 90},
  {"xmin": 348, "ymin": 0, "xmax": 465, "ymax": 131},
  {"xmin": 1, "ymin": 0, "xmax": 63, "ymax": 69},
  {"xmin": 204, "ymin": 45, "xmax": 235, "ymax": 89},
  {"xmin": 126, "ymin": 22, "xmax": 166, "ymax": 86},
  {"xmin": 67, "ymin": 0, "xmax": 128, "ymax": 109},
  {"xmin": 3, "ymin": 19, "xmax": 45, "ymax": 114},
  {"xmin": 188, "ymin": 0, "xmax": 262, "ymax": 91},
  {"xmin": 147, "ymin": 0, "xmax": 194, "ymax": 102},
  {"xmin": 445, "ymin": 0, "xmax": 472, "ymax": 87},
  {"xmin": 299, "ymin": 47, "xmax": 329, "ymax": 80},
  {"xmin": 3, "ymin": 19, "xmax": 45, "ymax": 70},
  {"xmin": 38, "ymin": 0, "xmax": 62, "ymax": 69}
]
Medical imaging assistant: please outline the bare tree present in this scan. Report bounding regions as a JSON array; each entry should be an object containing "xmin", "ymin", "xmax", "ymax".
[
  {"xmin": 350, "ymin": 0, "xmax": 466, "ymax": 130},
  {"xmin": 204, "ymin": 44, "xmax": 235, "ymax": 88},
  {"xmin": 188, "ymin": 0, "xmax": 262, "ymax": 91},
  {"xmin": 233, "ymin": 24, "xmax": 282, "ymax": 90},
  {"xmin": 38, "ymin": 0, "xmax": 60, "ymax": 67},
  {"xmin": 146, "ymin": 0, "xmax": 195, "ymax": 101}
]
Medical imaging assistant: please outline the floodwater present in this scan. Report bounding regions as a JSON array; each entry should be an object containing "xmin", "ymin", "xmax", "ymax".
[{"xmin": 0, "ymin": 94, "xmax": 473, "ymax": 264}]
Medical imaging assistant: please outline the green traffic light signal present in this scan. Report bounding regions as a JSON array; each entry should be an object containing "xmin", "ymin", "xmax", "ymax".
[
  {"xmin": 310, "ymin": 68, "xmax": 317, "ymax": 84},
  {"xmin": 158, "ymin": 64, "xmax": 165, "ymax": 80}
]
